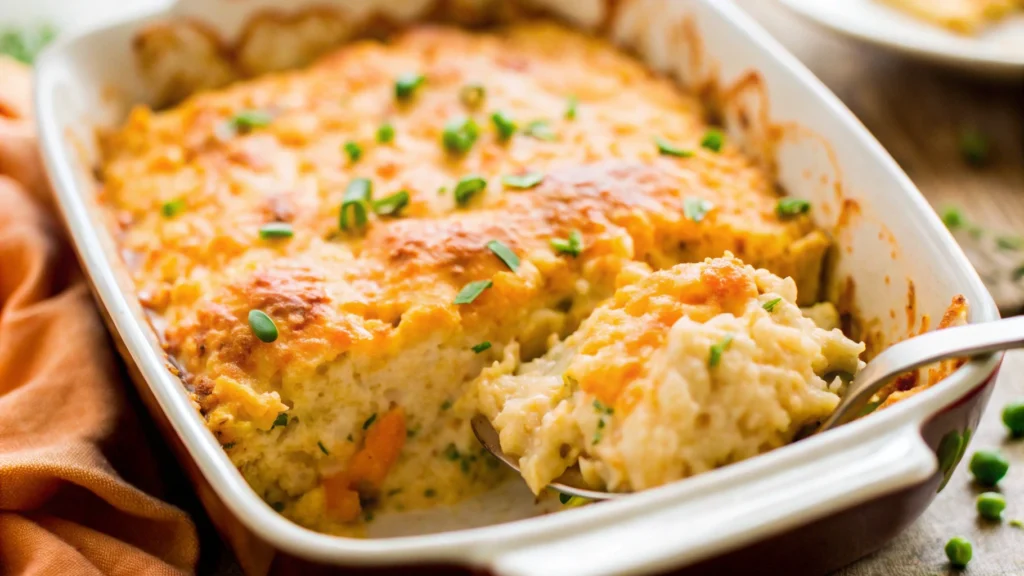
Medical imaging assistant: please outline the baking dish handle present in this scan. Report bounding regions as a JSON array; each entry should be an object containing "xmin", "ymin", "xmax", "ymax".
[{"xmin": 485, "ymin": 423, "xmax": 935, "ymax": 576}]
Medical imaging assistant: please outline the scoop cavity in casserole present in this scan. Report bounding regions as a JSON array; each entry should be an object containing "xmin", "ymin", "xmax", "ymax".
[
  {"xmin": 99, "ymin": 21, "xmax": 866, "ymax": 533},
  {"xmin": 475, "ymin": 255, "xmax": 865, "ymax": 494}
]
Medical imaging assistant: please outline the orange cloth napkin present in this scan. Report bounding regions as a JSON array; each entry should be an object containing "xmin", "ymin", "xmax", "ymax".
[{"xmin": 0, "ymin": 57, "xmax": 199, "ymax": 575}]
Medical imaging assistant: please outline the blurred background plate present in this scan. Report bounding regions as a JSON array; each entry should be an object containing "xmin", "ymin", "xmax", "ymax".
[{"xmin": 778, "ymin": 0, "xmax": 1024, "ymax": 79}]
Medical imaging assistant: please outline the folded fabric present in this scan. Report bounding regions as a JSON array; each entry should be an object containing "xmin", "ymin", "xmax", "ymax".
[{"xmin": 0, "ymin": 56, "xmax": 198, "ymax": 575}]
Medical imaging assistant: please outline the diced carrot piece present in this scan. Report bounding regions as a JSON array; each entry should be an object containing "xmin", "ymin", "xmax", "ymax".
[
  {"xmin": 323, "ymin": 473, "xmax": 362, "ymax": 522},
  {"xmin": 347, "ymin": 407, "xmax": 406, "ymax": 496}
]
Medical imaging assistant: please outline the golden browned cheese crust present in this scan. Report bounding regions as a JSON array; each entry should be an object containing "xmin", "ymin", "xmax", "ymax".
[{"xmin": 99, "ymin": 22, "xmax": 829, "ymax": 530}]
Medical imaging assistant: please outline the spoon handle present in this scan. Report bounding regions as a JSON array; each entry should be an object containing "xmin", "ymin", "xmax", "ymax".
[{"xmin": 819, "ymin": 315, "xmax": 1024, "ymax": 431}]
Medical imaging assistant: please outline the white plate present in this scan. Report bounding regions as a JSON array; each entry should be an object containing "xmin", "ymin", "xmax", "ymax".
[{"xmin": 778, "ymin": 0, "xmax": 1024, "ymax": 78}]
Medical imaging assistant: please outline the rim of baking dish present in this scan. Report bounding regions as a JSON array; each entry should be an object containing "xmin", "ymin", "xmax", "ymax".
[{"xmin": 34, "ymin": 0, "xmax": 1001, "ymax": 569}]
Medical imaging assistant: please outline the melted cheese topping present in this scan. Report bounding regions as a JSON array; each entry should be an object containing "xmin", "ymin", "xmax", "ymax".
[{"xmin": 99, "ymin": 22, "xmax": 831, "ymax": 533}]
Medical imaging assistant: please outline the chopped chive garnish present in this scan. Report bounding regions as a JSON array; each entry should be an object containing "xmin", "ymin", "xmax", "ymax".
[
  {"xmin": 683, "ymin": 197, "xmax": 714, "ymax": 222},
  {"xmin": 228, "ymin": 110, "xmax": 273, "ymax": 134},
  {"xmin": 372, "ymin": 190, "xmax": 410, "ymax": 217},
  {"xmin": 559, "ymin": 492, "xmax": 572, "ymax": 504},
  {"xmin": 491, "ymin": 111, "xmax": 517, "ymax": 141},
  {"xmin": 222, "ymin": 442, "xmax": 236, "ymax": 450},
  {"xmin": 271, "ymin": 502, "xmax": 286, "ymax": 512},
  {"xmin": 502, "ymin": 172, "xmax": 544, "ymax": 189},
  {"xmin": 440, "ymin": 400, "xmax": 452, "ymax": 411},
  {"xmin": 593, "ymin": 399, "xmax": 614, "ymax": 415},
  {"xmin": 551, "ymin": 230, "xmax": 584, "ymax": 257},
  {"xmin": 377, "ymin": 123, "xmax": 395, "ymax": 143},
  {"xmin": 655, "ymin": 136, "xmax": 693, "ymax": 158},
  {"xmin": 387, "ymin": 488, "xmax": 403, "ymax": 496},
  {"xmin": 701, "ymin": 128, "xmax": 725, "ymax": 152},
  {"xmin": 459, "ymin": 83, "xmax": 486, "ymax": 109},
  {"xmin": 444, "ymin": 444, "xmax": 461, "ymax": 461},
  {"xmin": 941, "ymin": 206, "xmax": 965, "ymax": 229},
  {"xmin": 959, "ymin": 129, "xmax": 989, "ymax": 166},
  {"xmin": 395, "ymin": 72, "xmax": 425, "ymax": 101},
  {"xmin": 708, "ymin": 334, "xmax": 734, "ymax": 368},
  {"xmin": 524, "ymin": 120, "xmax": 556, "ymax": 141},
  {"xmin": 997, "ymin": 236, "xmax": 1024, "ymax": 251},
  {"xmin": 565, "ymin": 96, "xmax": 578, "ymax": 120},
  {"xmin": 259, "ymin": 222, "xmax": 294, "ymax": 239},
  {"xmin": 776, "ymin": 198, "xmax": 811, "ymax": 218},
  {"xmin": 442, "ymin": 116, "xmax": 480, "ymax": 154},
  {"xmin": 161, "ymin": 198, "xmax": 186, "ymax": 218},
  {"xmin": 318, "ymin": 441, "xmax": 330, "ymax": 455},
  {"xmin": 271, "ymin": 413, "xmax": 288, "ymax": 429},
  {"xmin": 859, "ymin": 400, "xmax": 883, "ymax": 417},
  {"xmin": 486, "ymin": 240, "xmax": 520, "ymax": 272},
  {"xmin": 454, "ymin": 280, "xmax": 493, "ymax": 305},
  {"xmin": 344, "ymin": 141, "xmax": 362, "ymax": 163},
  {"xmin": 248, "ymin": 310, "xmax": 278, "ymax": 343},
  {"xmin": 339, "ymin": 178, "xmax": 372, "ymax": 231},
  {"xmin": 454, "ymin": 175, "xmax": 487, "ymax": 206},
  {"xmin": 762, "ymin": 298, "xmax": 782, "ymax": 312},
  {"xmin": 592, "ymin": 426, "xmax": 603, "ymax": 445},
  {"xmin": 472, "ymin": 341, "xmax": 492, "ymax": 353},
  {"xmin": 437, "ymin": 186, "xmax": 447, "ymax": 196},
  {"xmin": 347, "ymin": 434, "xmax": 354, "ymax": 442},
  {"xmin": 363, "ymin": 413, "xmax": 378, "ymax": 430}
]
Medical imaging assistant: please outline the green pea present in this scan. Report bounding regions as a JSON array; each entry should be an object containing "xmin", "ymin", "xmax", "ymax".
[
  {"xmin": 944, "ymin": 536, "xmax": 972, "ymax": 568},
  {"xmin": 1002, "ymin": 400, "xmax": 1024, "ymax": 437},
  {"xmin": 248, "ymin": 310, "xmax": 278, "ymax": 343},
  {"xmin": 970, "ymin": 450, "xmax": 1009, "ymax": 486},
  {"xmin": 976, "ymin": 492, "xmax": 1006, "ymax": 521}
]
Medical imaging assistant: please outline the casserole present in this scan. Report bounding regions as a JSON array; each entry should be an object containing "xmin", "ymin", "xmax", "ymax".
[{"xmin": 34, "ymin": 0, "xmax": 1002, "ymax": 574}]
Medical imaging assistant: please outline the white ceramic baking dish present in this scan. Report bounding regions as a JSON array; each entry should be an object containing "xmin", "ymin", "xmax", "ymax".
[{"xmin": 33, "ymin": 0, "xmax": 1001, "ymax": 574}]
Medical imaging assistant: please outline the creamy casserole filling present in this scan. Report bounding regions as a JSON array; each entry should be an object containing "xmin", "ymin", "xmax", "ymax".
[
  {"xmin": 100, "ymin": 22, "xmax": 889, "ymax": 535},
  {"xmin": 879, "ymin": 0, "xmax": 1022, "ymax": 33}
]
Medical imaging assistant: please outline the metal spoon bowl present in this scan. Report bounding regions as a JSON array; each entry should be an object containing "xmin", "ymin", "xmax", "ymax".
[{"xmin": 472, "ymin": 316, "xmax": 1022, "ymax": 500}]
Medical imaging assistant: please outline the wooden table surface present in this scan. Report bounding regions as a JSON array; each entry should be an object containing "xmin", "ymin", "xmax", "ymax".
[{"xmin": 738, "ymin": 2, "xmax": 1024, "ymax": 574}]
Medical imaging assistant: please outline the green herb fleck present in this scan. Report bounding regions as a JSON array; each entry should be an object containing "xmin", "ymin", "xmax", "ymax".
[
  {"xmin": 708, "ymin": 334, "xmax": 734, "ymax": 368},
  {"xmin": 442, "ymin": 116, "xmax": 480, "ymax": 154},
  {"xmin": 344, "ymin": 141, "xmax": 363, "ymax": 163},
  {"xmin": 1014, "ymin": 264, "xmax": 1024, "ymax": 281},
  {"xmin": 941, "ymin": 206, "xmax": 965, "ymax": 230},
  {"xmin": 372, "ymin": 190, "xmax": 410, "ymax": 217},
  {"xmin": 502, "ymin": 172, "xmax": 544, "ymax": 189},
  {"xmin": 339, "ymin": 178, "xmax": 372, "ymax": 231},
  {"xmin": 524, "ymin": 120, "xmax": 556, "ymax": 141},
  {"xmin": 453, "ymin": 279, "xmax": 493, "ymax": 305},
  {"xmin": 161, "ymin": 198, "xmax": 186, "ymax": 218},
  {"xmin": 395, "ymin": 72, "xmax": 425, "ymax": 101},
  {"xmin": 565, "ymin": 96, "xmax": 579, "ymax": 120},
  {"xmin": 444, "ymin": 443, "xmax": 461, "ymax": 461},
  {"xmin": 271, "ymin": 413, "xmax": 288, "ymax": 429},
  {"xmin": 259, "ymin": 222, "xmax": 294, "ymax": 239},
  {"xmin": 222, "ymin": 442, "xmax": 236, "ymax": 450},
  {"xmin": 454, "ymin": 175, "xmax": 487, "ymax": 206},
  {"xmin": 491, "ymin": 111, "xmax": 517, "ymax": 141},
  {"xmin": 364, "ymin": 512, "xmax": 374, "ymax": 522},
  {"xmin": 683, "ymin": 197, "xmax": 714, "ymax": 222},
  {"xmin": 228, "ymin": 110, "xmax": 273, "ymax": 134},
  {"xmin": 550, "ymin": 230, "xmax": 584, "ymax": 257},
  {"xmin": 377, "ymin": 123, "xmax": 395, "ymax": 143},
  {"xmin": 959, "ymin": 129, "xmax": 989, "ymax": 167},
  {"xmin": 655, "ymin": 136, "xmax": 694, "ymax": 158},
  {"xmin": 460, "ymin": 83, "xmax": 486, "ymax": 109},
  {"xmin": 472, "ymin": 341, "xmax": 492, "ymax": 353},
  {"xmin": 317, "ymin": 441, "xmax": 330, "ymax": 455},
  {"xmin": 271, "ymin": 501, "xmax": 286, "ymax": 512},
  {"xmin": 0, "ymin": 25, "xmax": 57, "ymax": 64},
  {"xmin": 363, "ymin": 413, "xmax": 378, "ymax": 430},
  {"xmin": 858, "ymin": 400, "xmax": 883, "ymax": 417},
  {"xmin": 776, "ymin": 198, "xmax": 811, "ymax": 218},
  {"xmin": 248, "ymin": 310, "xmax": 279, "ymax": 343},
  {"xmin": 424, "ymin": 488, "xmax": 436, "ymax": 498},
  {"xmin": 487, "ymin": 239, "xmax": 520, "ymax": 272},
  {"xmin": 347, "ymin": 434, "xmax": 354, "ymax": 442},
  {"xmin": 701, "ymin": 128, "xmax": 725, "ymax": 152},
  {"xmin": 440, "ymin": 400, "xmax": 452, "ymax": 411},
  {"xmin": 559, "ymin": 492, "xmax": 572, "ymax": 504},
  {"xmin": 997, "ymin": 236, "xmax": 1024, "ymax": 251},
  {"xmin": 387, "ymin": 488, "xmax": 403, "ymax": 497},
  {"xmin": 763, "ymin": 298, "xmax": 782, "ymax": 312},
  {"xmin": 592, "ymin": 399, "xmax": 614, "ymax": 415}
]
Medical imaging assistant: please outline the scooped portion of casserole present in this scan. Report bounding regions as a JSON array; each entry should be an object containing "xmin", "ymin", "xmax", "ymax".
[
  {"xmin": 475, "ymin": 255, "xmax": 865, "ymax": 494},
  {"xmin": 879, "ymin": 0, "xmax": 1021, "ymax": 33},
  {"xmin": 100, "ymin": 21, "xmax": 838, "ymax": 534}
]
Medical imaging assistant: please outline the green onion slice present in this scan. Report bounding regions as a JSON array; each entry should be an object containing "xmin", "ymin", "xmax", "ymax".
[
  {"xmin": 683, "ymin": 197, "xmax": 713, "ymax": 222},
  {"xmin": 701, "ymin": 128, "xmax": 725, "ymax": 152},
  {"xmin": 372, "ymin": 190, "xmax": 410, "ymax": 217},
  {"xmin": 491, "ymin": 111, "xmax": 517, "ymax": 141},
  {"xmin": 248, "ymin": 310, "xmax": 279, "ymax": 343},
  {"xmin": 259, "ymin": 222, "xmax": 294, "ymax": 239},
  {"xmin": 454, "ymin": 175, "xmax": 487, "ymax": 206},
  {"xmin": 776, "ymin": 198, "xmax": 811, "ymax": 218},
  {"xmin": 395, "ymin": 72, "xmax": 425, "ymax": 101},
  {"xmin": 655, "ymin": 136, "xmax": 693, "ymax": 158},
  {"xmin": 340, "ymin": 178, "xmax": 372, "ymax": 231},
  {"xmin": 443, "ymin": 116, "xmax": 480, "ymax": 154},
  {"xmin": 454, "ymin": 280, "xmax": 493, "ymax": 305},
  {"xmin": 502, "ymin": 172, "xmax": 544, "ymax": 189},
  {"xmin": 551, "ymin": 230, "xmax": 584, "ymax": 257}
]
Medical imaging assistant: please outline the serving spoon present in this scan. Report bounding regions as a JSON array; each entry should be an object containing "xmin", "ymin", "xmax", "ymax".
[{"xmin": 472, "ymin": 316, "xmax": 1024, "ymax": 500}]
